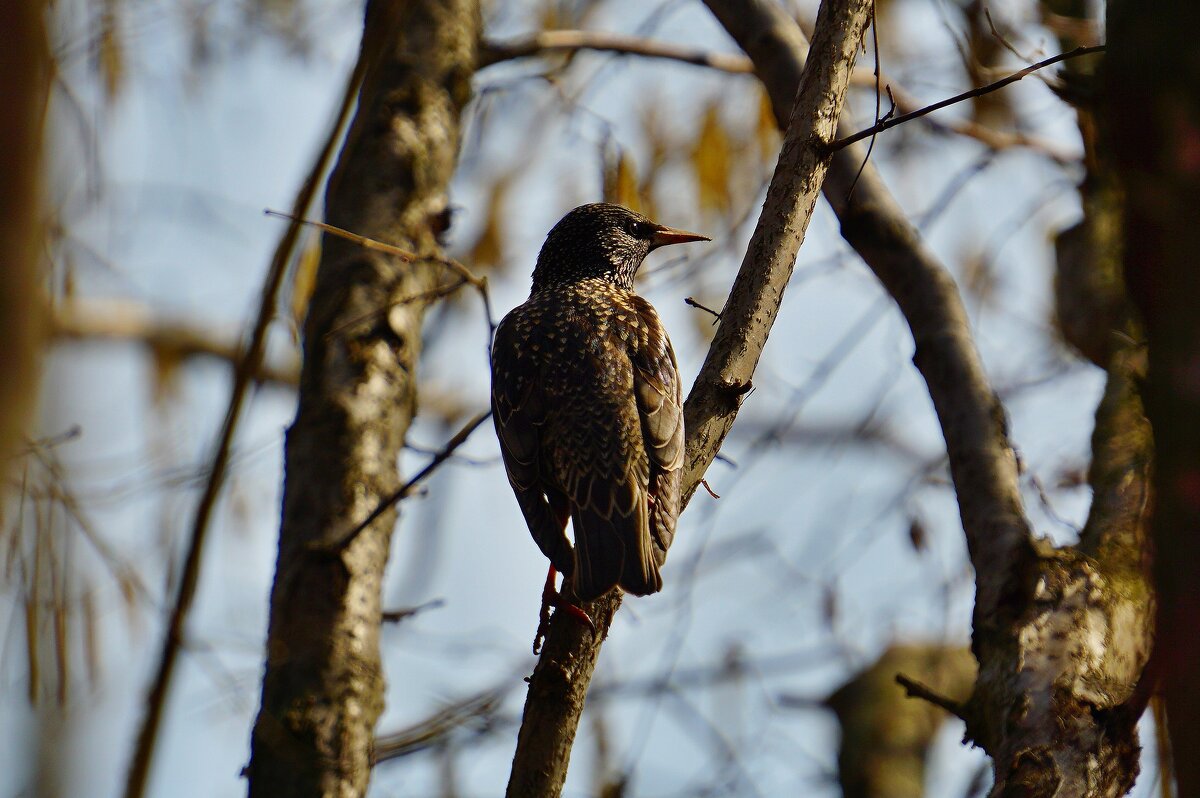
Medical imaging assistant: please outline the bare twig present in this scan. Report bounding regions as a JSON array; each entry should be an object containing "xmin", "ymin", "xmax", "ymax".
[
  {"xmin": 829, "ymin": 45, "xmax": 1105, "ymax": 151},
  {"xmin": 324, "ymin": 278, "xmax": 469, "ymax": 338},
  {"xmin": 264, "ymin": 209, "xmax": 486, "ymax": 290},
  {"xmin": 374, "ymin": 685, "xmax": 511, "ymax": 764},
  {"xmin": 484, "ymin": 28, "xmax": 1075, "ymax": 162},
  {"xmin": 896, "ymin": 672, "xmax": 968, "ymax": 720},
  {"xmin": 684, "ymin": 296, "xmax": 722, "ymax": 322},
  {"xmin": 478, "ymin": 30, "xmax": 755, "ymax": 74},
  {"xmin": 381, "ymin": 599, "xmax": 445, "ymax": 624},
  {"xmin": 317, "ymin": 410, "xmax": 492, "ymax": 552},
  {"xmin": 120, "ymin": 19, "xmax": 375, "ymax": 798},
  {"xmin": 265, "ymin": 208, "xmax": 496, "ymax": 345}
]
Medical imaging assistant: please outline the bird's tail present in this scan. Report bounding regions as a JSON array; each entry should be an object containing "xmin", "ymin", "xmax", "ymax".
[{"xmin": 571, "ymin": 495, "xmax": 662, "ymax": 602}]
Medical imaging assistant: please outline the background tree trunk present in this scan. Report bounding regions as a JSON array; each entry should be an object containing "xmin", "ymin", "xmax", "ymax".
[
  {"xmin": 246, "ymin": 2, "xmax": 479, "ymax": 795},
  {"xmin": 0, "ymin": 0, "xmax": 49, "ymax": 479},
  {"xmin": 1105, "ymin": 2, "xmax": 1200, "ymax": 794}
]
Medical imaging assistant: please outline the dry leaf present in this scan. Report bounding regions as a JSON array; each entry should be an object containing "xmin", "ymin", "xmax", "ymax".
[
  {"xmin": 691, "ymin": 102, "xmax": 733, "ymax": 218},
  {"xmin": 467, "ymin": 175, "xmax": 512, "ymax": 272},
  {"xmin": 603, "ymin": 149, "xmax": 641, "ymax": 214},
  {"xmin": 289, "ymin": 234, "xmax": 321, "ymax": 337}
]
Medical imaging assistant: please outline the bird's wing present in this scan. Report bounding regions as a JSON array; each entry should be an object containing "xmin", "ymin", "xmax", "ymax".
[
  {"xmin": 629, "ymin": 297, "xmax": 684, "ymax": 560},
  {"xmin": 490, "ymin": 312, "xmax": 574, "ymax": 574}
]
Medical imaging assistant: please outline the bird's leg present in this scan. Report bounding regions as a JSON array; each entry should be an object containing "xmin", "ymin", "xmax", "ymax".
[
  {"xmin": 554, "ymin": 577, "xmax": 597, "ymax": 634},
  {"xmin": 533, "ymin": 565, "xmax": 595, "ymax": 654},
  {"xmin": 534, "ymin": 566, "xmax": 556, "ymax": 654}
]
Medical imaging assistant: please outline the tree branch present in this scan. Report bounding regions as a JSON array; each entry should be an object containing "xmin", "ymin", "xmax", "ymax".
[
  {"xmin": 482, "ymin": 28, "xmax": 1077, "ymax": 162},
  {"xmin": 49, "ymin": 298, "xmax": 300, "ymax": 387},
  {"xmin": 704, "ymin": 0, "xmax": 1033, "ymax": 639},
  {"xmin": 827, "ymin": 646, "xmax": 976, "ymax": 798},
  {"xmin": 478, "ymin": 30, "xmax": 755, "ymax": 74},
  {"xmin": 320, "ymin": 410, "xmax": 491, "ymax": 551},
  {"xmin": 505, "ymin": 1, "xmax": 873, "ymax": 795},
  {"xmin": 829, "ymin": 45, "xmax": 1106, "ymax": 151}
]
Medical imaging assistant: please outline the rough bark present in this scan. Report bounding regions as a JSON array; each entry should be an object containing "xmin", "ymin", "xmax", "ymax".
[
  {"xmin": 505, "ymin": 1, "xmax": 873, "ymax": 794},
  {"xmin": 1104, "ymin": 2, "xmax": 1200, "ymax": 794},
  {"xmin": 827, "ymin": 645, "xmax": 977, "ymax": 798},
  {"xmin": 708, "ymin": 2, "xmax": 1154, "ymax": 794},
  {"xmin": 0, "ymin": 0, "xmax": 48, "ymax": 478},
  {"xmin": 246, "ymin": 2, "xmax": 478, "ymax": 796}
]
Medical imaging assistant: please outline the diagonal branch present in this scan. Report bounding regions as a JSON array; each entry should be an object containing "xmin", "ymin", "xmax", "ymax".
[
  {"xmin": 702, "ymin": 0, "xmax": 1034, "ymax": 628},
  {"xmin": 321, "ymin": 410, "xmax": 492, "ymax": 550},
  {"xmin": 504, "ymin": 2, "xmax": 873, "ymax": 795},
  {"xmin": 829, "ymin": 45, "xmax": 1106, "ymax": 151}
]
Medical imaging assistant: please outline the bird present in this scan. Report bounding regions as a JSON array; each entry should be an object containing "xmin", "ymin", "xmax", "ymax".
[{"xmin": 491, "ymin": 203, "xmax": 709, "ymax": 603}]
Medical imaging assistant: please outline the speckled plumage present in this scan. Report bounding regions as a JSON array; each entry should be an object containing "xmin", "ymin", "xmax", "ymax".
[{"xmin": 491, "ymin": 203, "xmax": 707, "ymax": 601}]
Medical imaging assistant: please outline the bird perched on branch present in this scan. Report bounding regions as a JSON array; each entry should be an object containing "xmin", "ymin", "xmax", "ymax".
[{"xmin": 491, "ymin": 203, "xmax": 708, "ymax": 604}]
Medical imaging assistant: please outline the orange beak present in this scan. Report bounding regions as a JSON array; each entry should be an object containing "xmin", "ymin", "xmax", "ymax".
[{"xmin": 649, "ymin": 224, "xmax": 711, "ymax": 250}]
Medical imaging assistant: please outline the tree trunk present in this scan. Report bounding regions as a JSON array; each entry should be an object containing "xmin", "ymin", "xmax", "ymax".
[
  {"xmin": 246, "ymin": 2, "xmax": 478, "ymax": 796},
  {"xmin": 1105, "ymin": 2, "xmax": 1200, "ymax": 794}
]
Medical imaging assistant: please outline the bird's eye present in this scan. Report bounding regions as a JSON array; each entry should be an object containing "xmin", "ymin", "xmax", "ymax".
[{"xmin": 624, "ymin": 219, "xmax": 640, "ymax": 237}]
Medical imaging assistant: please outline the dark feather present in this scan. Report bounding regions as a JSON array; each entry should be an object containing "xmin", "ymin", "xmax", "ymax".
[{"xmin": 491, "ymin": 203, "xmax": 701, "ymax": 601}]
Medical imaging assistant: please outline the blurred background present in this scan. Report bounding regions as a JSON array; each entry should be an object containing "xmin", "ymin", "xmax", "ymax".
[{"xmin": 3, "ymin": 0, "xmax": 1154, "ymax": 795}]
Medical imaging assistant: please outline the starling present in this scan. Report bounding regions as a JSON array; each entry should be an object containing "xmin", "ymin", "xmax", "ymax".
[{"xmin": 491, "ymin": 203, "xmax": 709, "ymax": 602}]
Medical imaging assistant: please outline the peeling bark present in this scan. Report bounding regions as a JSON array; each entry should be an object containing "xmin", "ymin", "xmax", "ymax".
[
  {"xmin": 505, "ymin": 1, "xmax": 873, "ymax": 794},
  {"xmin": 246, "ymin": 2, "xmax": 479, "ymax": 796}
]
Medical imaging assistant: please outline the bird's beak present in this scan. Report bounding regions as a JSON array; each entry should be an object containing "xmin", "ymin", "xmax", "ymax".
[{"xmin": 649, "ymin": 224, "xmax": 711, "ymax": 250}]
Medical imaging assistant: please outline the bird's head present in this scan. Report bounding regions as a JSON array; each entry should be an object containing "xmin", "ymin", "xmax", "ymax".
[{"xmin": 532, "ymin": 203, "xmax": 709, "ymax": 291}]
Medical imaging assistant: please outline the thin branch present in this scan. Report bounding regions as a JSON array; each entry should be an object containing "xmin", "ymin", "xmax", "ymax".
[
  {"xmin": 381, "ymin": 599, "xmax": 445, "ymax": 624},
  {"xmin": 324, "ymin": 277, "xmax": 469, "ymax": 339},
  {"xmin": 478, "ymin": 30, "xmax": 755, "ymax": 74},
  {"xmin": 316, "ymin": 410, "xmax": 492, "ymax": 552},
  {"xmin": 264, "ymin": 209, "xmax": 485, "ymax": 290},
  {"xmin": 711, "ymin": 0, "xmax": 1035, "ymax": 623},
  {"xmin": 265, "ymin": 208, "xmax": 496, "ymax": 345},
  {"xmin": 829, "ymin": 45, "xmax": 1105, "ymax": 151},
  {"xmin": 374, "ymin": 685, "xmax": 511, "ymax": 764},
  {"xmin": 120, "ymin": 21, "xmax": 374, "ymax": 798},
  {"xmin": 684, "ymin": 296, "xmax": 722, "ymax": 322},
  {"xmin": 483, "ymin": 29, "xmax": 1076, "ymax": 162},
  {"xmin": 896, "ymin": 673, "xmax": 969, "ymax": 720}
]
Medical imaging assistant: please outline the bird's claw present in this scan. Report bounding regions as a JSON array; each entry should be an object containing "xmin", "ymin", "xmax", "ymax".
[{"xmin": 533, "ymin": 566, "xmax": 595, "ymax": 654}]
